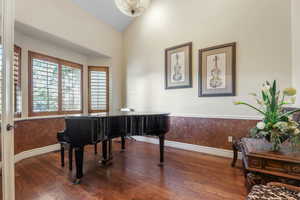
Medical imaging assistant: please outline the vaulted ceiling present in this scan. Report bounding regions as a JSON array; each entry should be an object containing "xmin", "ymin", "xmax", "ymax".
[{"xmin": 72, "ymin": 0, "xmax": 133, "ymax": 32}]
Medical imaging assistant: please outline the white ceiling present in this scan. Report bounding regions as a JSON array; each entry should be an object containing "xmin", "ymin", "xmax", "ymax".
[{"xmin": 72, "ymin": 0, "xmax": 133, "ymax": 32}]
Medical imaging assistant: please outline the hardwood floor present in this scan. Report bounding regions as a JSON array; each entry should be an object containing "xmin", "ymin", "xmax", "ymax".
[{"xmin": 10, "ymin": 141, "xmax": 246, "ymax": 200}]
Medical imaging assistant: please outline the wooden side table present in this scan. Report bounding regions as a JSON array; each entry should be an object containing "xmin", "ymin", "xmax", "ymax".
[
  {"xmin": 231, "ymin": 139, "xmax": 240, "ymax": 167},
  {"xmin": 234, "ymin": 138, "xmax": 300, "ymax": 190}
]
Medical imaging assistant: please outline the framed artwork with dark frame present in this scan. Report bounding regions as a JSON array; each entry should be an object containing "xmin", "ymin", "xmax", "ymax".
[
  {"xmin": 165, "ymin": 42, "xmax": 192, "ymax": 89},
  {"xmin": 198, "ymin": 42, "xmax": 236, "ymax": 97}
]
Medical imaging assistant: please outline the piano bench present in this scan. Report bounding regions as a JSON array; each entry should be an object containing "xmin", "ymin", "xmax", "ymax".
[
  {"xmin": 58, "ymin": 143, "xmax": 98, "ymax": 170},
  {"xmin": 59, "ymin": 143, "xmax": 98, "ymax": 170},
  {"xmin": 58, "ymin": 143, "xmax": 72, "ymax": 170}
]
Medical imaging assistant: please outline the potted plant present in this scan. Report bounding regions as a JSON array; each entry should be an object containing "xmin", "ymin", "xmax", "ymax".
[{"xmin": 234, "ymin": 80, "xmax": 300, "ymax": 151}]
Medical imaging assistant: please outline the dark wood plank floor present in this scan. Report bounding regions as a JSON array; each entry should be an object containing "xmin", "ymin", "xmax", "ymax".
[{"xmin": 11, "ymin": 141, "xmax": 246, "ymax": 200}]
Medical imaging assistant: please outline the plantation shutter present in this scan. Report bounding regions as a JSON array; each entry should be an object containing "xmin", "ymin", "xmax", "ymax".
[
  {"xmin": 0, "ymin": 45, "xmax": 22, "ymax": 115},
  {"xmin": 31, "ymin": 57, "xmax": 59, "ymax": 113},
  {"xmin": 29, "ymin": 51, "xmax": 83, "ymax": 116},
  {"xmin": 89, "ymin": 67, "xmax": 109, "ymax": 112},
  {"xmin": 61, "ymin": 65, "xmax": 82, "ymax": 111},
  {"xmin": 14, "ymin": 46, "xmax": 21, "ymax": 115}
]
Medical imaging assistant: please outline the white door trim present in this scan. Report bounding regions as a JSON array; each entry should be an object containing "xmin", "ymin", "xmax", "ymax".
[{"xmin": 1, "ymin": 0, "xmax": 16, "ymax": 199}]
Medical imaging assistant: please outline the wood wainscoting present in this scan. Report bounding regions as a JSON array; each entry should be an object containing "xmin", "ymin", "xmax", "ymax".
[
  {"xmin": 12, "ymin": 116, "xmax": 257, "ymax": 157},
  {"xmin": 166, "ymin": 116, "xmax": 258, "ymax": 150},
  {"xmin": 14, "ymin": 118, "xmax": 64, "ymax": 154}
]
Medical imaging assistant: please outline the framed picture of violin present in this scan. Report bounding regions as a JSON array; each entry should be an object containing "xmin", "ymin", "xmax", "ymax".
[
  {"xmin": 165, "ymin": 42, "xmax": 192, "ymax": 89},
  {"xmin": 198, "ymin": 42, "xmax": 236, "ymax": 97}
]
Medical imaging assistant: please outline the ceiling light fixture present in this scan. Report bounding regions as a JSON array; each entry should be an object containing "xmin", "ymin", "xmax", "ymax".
[{"xmin": 115, "ymin": 0, "xmax": 151, "ymax": 17}]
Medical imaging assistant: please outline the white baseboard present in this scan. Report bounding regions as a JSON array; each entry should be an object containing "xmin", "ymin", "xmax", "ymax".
[
  {"xmin": 0, "ymin": 143, "xmax": 60, "ymax": 168},
  {"xmin": 133, "ymin": 136, "xmax": 242, "ymax": 159},
  {"xmin": 14, "ymin": 143, "xmax": 60, "ymax": 163},
  {"xmin": 1, "ymin": 137, "xmax": 241, "ymax": 168}
]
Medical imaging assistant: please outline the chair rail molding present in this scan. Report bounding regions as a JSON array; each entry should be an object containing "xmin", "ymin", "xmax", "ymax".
[{"xmin": 170, "ymin": 113, "xmax": 261, "ymax": 120}]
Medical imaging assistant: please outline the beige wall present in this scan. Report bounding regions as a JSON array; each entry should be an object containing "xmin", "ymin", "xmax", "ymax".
[
  {"xmin": 123, "ymin": 0, "xmax": 292, "ymax": 118},
  {"xmin": 14, "ymin": 0, "xmax": 295, "ymax": 117},
  {"xmin": 292, "ymin": 0, "xmax": 300, "ymax": 106},
  {"xmin": 15, "ymin": 0, "xmax": 125, "ymax": 112}
]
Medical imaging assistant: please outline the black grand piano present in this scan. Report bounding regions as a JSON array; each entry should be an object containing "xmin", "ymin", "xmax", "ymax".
[{"xmin": 58, "ymin": 112, "xmax": 170, "ymax": 183}]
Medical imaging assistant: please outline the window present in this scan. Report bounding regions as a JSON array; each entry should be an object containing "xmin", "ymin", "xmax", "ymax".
[
  {"xmin": 29, "ymin": 51, "xmax": 83, "ymax": 116},
  {"xmin": 0, "ymin": 45, "xmax": 22, "ymax": 116},
  {"xmin": 61, "ymin": 65, "xmax": 82, "ymax": 111},
  {"xmin": 14, "ymin": 45, "xmax": 22, "ymax": 116},
  {"xmin": 88, "ymin": 66, "xmax": 109, "ymax": 113},
  {"xmin": 30, "ymin": 55, "xmax": 59, "ymax": 113}
]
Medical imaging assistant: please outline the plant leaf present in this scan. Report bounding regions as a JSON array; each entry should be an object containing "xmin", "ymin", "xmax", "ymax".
[
  {"xmin": 279, "ymin": 109, "xmax": 300, "ymax": 119},
  {"xmin": 235, "ymin": 102, "xmax": 266, "ymax": 115}
]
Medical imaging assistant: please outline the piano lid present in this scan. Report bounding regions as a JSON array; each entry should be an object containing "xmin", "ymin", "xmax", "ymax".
[{"xmin": 65, "ymin": 111, "xmax": 170, "ymax": 118}]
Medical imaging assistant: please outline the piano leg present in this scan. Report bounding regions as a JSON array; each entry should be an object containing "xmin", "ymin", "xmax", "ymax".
[
  {"xmin": 121, "ymin": 136, "xmax": 125, "ymax": 152},
  {"xmin": 108, "ymin": 139, "xmax": 113, "ymax": 160},
  {"xmin": 94, "ymin": 143, "xmax": 98, "ymax": 155},
  {"xmin": 159, "ymin": 135, "xmax": 165, "ymax": 166},
  {"xmin": 60, "ymin": 144, "xmax": 65, "ymax": 168},
  {"xmin": 101, "ymin": 140, "xmax": 113, "ymax": 166},
  {"xmin": 74, "ymin": 146, "xmax": 84, "ymax": 184},
  {"xmin": 101, "ymin": 140, "xmax": 108, "ymax": 165},
  {"xmin": 69, "ymin": 146, "xmax": 73, "ymax": 171}
]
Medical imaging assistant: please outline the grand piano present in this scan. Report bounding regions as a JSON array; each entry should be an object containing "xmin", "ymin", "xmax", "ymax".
[{"xmin": 59, "ymin": 112, "xmax": 170, "ymax": 183}]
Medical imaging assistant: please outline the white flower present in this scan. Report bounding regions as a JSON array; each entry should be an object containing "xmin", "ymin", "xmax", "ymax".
[
  {"xmin": 256, "ymin": 122, "xmax": 266, "ymax": 130},
  {"xmin": 262, "ymin": 83, "xmax": 270, "ymax": 92},
  {"xmin": 294, "ymin": 129, "xmax": 300, "ymax": 135},
  {"xmin": 290, "ymin": 97, "xmax": 296, "ymax": 104},
  {"xmin": 283, "ymin": 88, "xmax": 297, "ymax": 96}
]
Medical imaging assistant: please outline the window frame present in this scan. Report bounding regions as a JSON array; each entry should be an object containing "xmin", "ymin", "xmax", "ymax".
[
  {"xmin": 28, "ymin": 51, "xmax": 83, "ymax": 116},
  {"xmin": 88, "ymin": 66, "xmax": 109, "ymax": 113}
]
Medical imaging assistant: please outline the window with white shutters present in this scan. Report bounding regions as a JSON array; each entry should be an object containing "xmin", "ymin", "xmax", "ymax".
[
  {"xmin": 88, "ymin": 66, "xmax": 109, "ymax": 113},
  {"xmin": 14, "ymin": 46, "xmax": 22, "ymax": 116},
  {"xmin": 29, "ymin": 51, "xmax": 83, "ymax": 116},
  {"xmin": 62, "ymin": 65, "xmax": 82, "ymax": 111},
  {"xmin": 0, "ymin": 45, "xmax": 22, "ymax": 116},
  {"xmin": 31, "ymin": 57, "xmax": 59, "ymax": 113}
]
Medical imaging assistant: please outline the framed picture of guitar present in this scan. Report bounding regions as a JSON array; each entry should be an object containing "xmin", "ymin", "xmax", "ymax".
[
  {"xmin": 198, "ymin": 42, "xmax": 236, "ymax": 97},
  {"xmin": 165, "ymin": 42, "xmax": 192, "ymax": 89}
]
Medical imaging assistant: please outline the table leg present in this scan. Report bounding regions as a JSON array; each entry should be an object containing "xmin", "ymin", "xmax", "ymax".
[{"xmin": 231, "ymin": 141, "xmax": 238, "ymax": 167}]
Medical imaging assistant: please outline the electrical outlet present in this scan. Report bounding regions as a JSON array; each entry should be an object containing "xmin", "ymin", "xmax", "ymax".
[{"xmin": 228, "ymin": 136, "xmax": 233, "ymax": 143}]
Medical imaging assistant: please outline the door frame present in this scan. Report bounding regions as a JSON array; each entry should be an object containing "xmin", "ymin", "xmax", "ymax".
[{"xmin": 1, "ymin": 0, "xmax": 16, "ymax": 199}]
